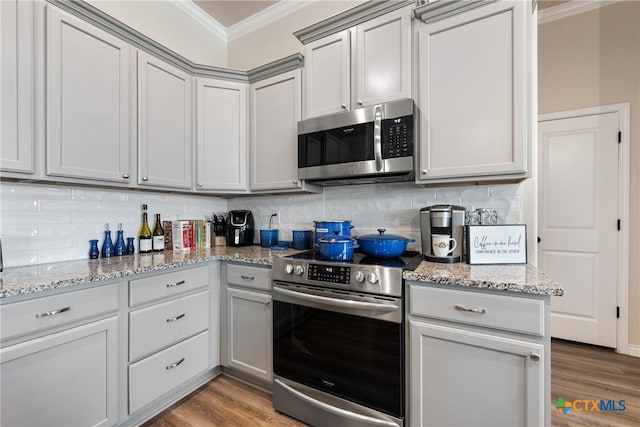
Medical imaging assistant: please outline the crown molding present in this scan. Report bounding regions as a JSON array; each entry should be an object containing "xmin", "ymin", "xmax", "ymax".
[
  {"xmin": 414, "ymin": 0, "xmax": 494, "ymax": 23},
  {"xmin": 538, "ymin": 0, "xmax": 623, "ymax": 24},
  {"xmin": 247, "ymin": 53, "xmax": 304, "ymax": 83},
  {"xmin": 171, "ymin": 0, "xmax": 228, "ymax": 42},
  {"xmin": 227, "ymin": 0, "xmax": 314, "ymax": 42}
]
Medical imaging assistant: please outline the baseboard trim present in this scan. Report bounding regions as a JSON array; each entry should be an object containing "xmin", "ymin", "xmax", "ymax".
[{"xmin": 627, "ymin": 344, "xmax": 640, "ymax": 358}]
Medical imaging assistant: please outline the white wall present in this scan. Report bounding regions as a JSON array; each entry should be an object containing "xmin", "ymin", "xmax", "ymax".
[
  {"xmin": 229, "ymin": 182, "xmax": 524, "ymax": 247},
  {"xmin": 227, "ymin": 0, "xmax": 365, "ymax": 70},
  {"xmin": 86, "ymin": 0, "xmax": 228, "ymax": 67},
  {"xmin": 0, "ymin": 182, "xmax": 226, "ymax": 268}
]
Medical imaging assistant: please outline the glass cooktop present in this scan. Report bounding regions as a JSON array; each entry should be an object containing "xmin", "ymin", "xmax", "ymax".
[{"xmin": 288, "ymin": 250, "xmax": 423, "ymax": 271}]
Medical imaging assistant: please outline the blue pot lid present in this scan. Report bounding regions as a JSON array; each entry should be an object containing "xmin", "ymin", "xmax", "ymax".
[
  {"xmin": 319, "ymin": 230, "xmax": 353, "ymax": 243},
  {"xmin": 356, "ymin": 229, "xmax": 413, "ymax": 242}
]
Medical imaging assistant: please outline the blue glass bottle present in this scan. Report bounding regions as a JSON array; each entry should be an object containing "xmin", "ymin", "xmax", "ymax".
[
  {"xmin": 101, "ymin": 224, "xmax": 115, "ymax": 258},
  {"xmin": 115, "ymin": 223, "xmax": 126, "ymax": 256},
  {"xmin": 125, "ymin": 237, "xmax": 135, "ymax": 255},
  {"xmin": 89, "ymin": 239, "xmax": 99, "ymax": 259}
]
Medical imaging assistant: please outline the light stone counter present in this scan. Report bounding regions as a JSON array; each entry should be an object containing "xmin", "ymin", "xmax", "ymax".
[
  {"xmin": 404, "ymin": 261, "xmax": 564, "ymax": 296},
  {"xmin": 0, "ymin": 246, "xmax": 302, "ymax": 300}
]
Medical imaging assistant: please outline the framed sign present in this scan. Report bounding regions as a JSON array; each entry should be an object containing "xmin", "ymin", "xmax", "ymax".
[{"xmin": 465, "ymin": 224, "xmax": 527, "ymax": 265}]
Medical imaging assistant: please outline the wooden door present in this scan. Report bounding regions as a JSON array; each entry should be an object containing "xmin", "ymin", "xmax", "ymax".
[
  {"xmin": 538, "ymin": 113, "xmax": 619, "ymax": 348},
  {"xmin": 138, "ymin": 52, "xmax": 192, "ymax": 189},
  {"xmin": 226, "ymin": 287, "xmax": 272, "ymax": 381},
  {"xmin": 250, "ymin": 70, "xmax": 301, "ymax": 191},
  {"xmin": 356, "ymin": 6, "xmax": 411, "ymax": 108},
  {"xmin": 1, "ymin": 0, "xmax": 34, "ymax": 174},
  {"xmin": 409, "ymin": 319, "xmax": 544, "ymax": 427},
  {"xmin": 304, "ymin": 30, "xmax": 351, "ymax": 118},
  {"xmin": 417, "ymin": 0, "xmax": 528, "ymax": 180},
  {"xmin": 196, "ymin": 78, "xmax": 248, "ymax": 192},
  {"xmin": 46, "ymin": 6, "xmax": 131, "ymax": 183}
]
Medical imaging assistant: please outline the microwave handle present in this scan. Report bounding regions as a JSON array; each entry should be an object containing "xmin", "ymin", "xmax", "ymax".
[{"xmin": 373, "ymin": 105, "xmax": 383, "ymax": 172}]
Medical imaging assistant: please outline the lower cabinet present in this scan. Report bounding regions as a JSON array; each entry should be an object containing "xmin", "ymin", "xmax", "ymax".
[
  {"xmin": 407, "ymin": 283, "xmax": 549, "ymax": 427},
  {"xmin": 222, "ymin": 263, "xmax": 273, "ymax": 382},
  {"xmin": 0, "ymin": 316, "xmax": 120, "ymax": 427}
]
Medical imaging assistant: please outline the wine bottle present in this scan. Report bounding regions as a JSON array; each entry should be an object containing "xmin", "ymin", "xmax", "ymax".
[
  {"xmin": 152, "ymin": 213, "xmax": 164, "ymax": 252},
  {"xmin": 138, "ymin": 204, "xmax": 152, "ymax": 253}
]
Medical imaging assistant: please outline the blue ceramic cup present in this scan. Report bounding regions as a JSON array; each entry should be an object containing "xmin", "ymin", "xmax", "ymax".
[
  {"xmin": 260, "ymin": 229, "xmax": 279, "ymax": 248},
  {"xmin": 292, "ymin": 230, "xmax": 312, "ymax": 250}
]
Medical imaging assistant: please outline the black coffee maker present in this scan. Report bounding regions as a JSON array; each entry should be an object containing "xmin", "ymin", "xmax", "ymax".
[{"xmin": 227, "ymin": 210, "xmax": 254, "ymax": 246}]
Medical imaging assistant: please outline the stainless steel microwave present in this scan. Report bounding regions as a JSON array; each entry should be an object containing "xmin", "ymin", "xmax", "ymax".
[{"xmin": 297, "ymin": 98, "xmax": 414, "ymax": 186}]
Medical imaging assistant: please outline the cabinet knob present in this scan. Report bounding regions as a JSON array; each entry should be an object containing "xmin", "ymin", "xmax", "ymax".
[
  {"xmin": 529, "ymin": 353, "xmax": 541, "ymax": 362},
  {"xmin": 122, "ymin": 173, "xmax": 130, "ymax": 179},
  {"xmin": 197, "ymin": 183, "xmax": 203, "ymax": 188},
  {"xmin": 293, "ymin": 180, "xmax": 299, "ymax": 185},
  {"xmin": 357, "ymin": 100, "xmax": 363, "ymax": 106},
  {"xmin": 421, "ymin": 169, "xmax": 428, "ymax": 175},
  {"xmin": 341, "ymin": 103, "xmax": 347, "ymax": 109},
  {"xmin": 142, "ymin": 176, "xmax": 149, "ymax": 182}
]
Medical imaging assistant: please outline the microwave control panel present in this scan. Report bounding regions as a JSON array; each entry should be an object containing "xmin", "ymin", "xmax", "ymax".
[{"xmin": 383, "ymin": 115, "xmax": 412, "ymax": 158}]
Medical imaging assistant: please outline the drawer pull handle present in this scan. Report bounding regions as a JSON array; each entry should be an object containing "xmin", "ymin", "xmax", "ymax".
[
  {"xmin": 240, "ymin": 274, "xmax": 255, "ymax": 280},
  {"xmin": 165, "ymin": 357, "xmax": 185, "ymax": 370},
  {"xmin": 166, "ymin": 313, "xmax": 186, "ymax": 322},
  {"xmin": 529, "ymin": 353, "xmax": 541, "ymax": 362},
  {"xmin": 166, "ymin": 280, "xmax": 186, "ymax": 288},
  {"xmin": 454, "ymin": 304, "xmax": 486, "ymax": 314},
  {"xmin": 35, "ymin": 306, "xmax": 71, "ymax": 318}
]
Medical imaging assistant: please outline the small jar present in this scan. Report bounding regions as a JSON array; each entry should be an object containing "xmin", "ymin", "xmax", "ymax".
[{"xmin": 89, "ymin": 240, "xmax": 99, "ymax": 259}]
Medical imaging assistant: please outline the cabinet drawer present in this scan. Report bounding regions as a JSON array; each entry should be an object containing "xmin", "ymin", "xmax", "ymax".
[
  {"xmin": 129, "ymin": 290, "xmax": 209, "ymax": 361},
  {"xmin": 409, "ymin": 285, "xmax": 544, "ymax": 336},
  {"xmin": 129, "ymin": 330, "xmax": 209, "ymax": 414},
  {"xmin": 1, "ymin": 283, "xmax": 119, "ymax": 342},
  {"xmin": 129, "ymin": 265, "xmax": 209, "ymax": 306},
  {"xmin": 226, "ymin": 263, "xmax": 271, "ymax": 291}
]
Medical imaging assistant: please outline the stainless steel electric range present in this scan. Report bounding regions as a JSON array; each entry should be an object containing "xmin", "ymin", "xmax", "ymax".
[{"xmin": 272, "ymin": 250, "xmax": 422, "ymax": 427}]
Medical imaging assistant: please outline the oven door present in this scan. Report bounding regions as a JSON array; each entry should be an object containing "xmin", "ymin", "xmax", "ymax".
[{"xmin": 272, "ymin": 283, "xmax": 404, "ymax": 426}]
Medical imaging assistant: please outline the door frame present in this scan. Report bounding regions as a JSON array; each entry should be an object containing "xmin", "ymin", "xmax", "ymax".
[{"xmin": 538, "ymin": 103, "xmax": 630, "ymax": 355}]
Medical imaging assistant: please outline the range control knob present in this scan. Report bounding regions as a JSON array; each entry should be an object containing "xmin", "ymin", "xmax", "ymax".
[
  {"xmin": 294, "ymin": 265, "xmax": 304, "ymax": 276},
  {"xmin": 284, "ymin": 264, "xmax": 294, "ymax": 275},
  {"xmin": 354, "ymin": 271, "xmax": 365, "ymax": 283},
  {"xmin": 367, "ymin": 272, "xmax": 379, "ymax": 284}
]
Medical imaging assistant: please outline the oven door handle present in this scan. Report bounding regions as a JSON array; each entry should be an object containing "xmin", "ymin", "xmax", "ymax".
[
  {"xmin": 272, "ymin": 287, "xmax": 398, "ymax": 313},
  {"xmin": 274, "ymin": 379, "xmax": 399, "ymax": 427}
]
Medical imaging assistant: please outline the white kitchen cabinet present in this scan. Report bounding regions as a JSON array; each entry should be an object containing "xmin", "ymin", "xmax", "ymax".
[
  {"xmin": 304, "ymin": 6, "xmax": 411, "ymax": 118},
  {"xmin": 196, "ymin": 78, "xmax": 249, "ymax": 192},
  {"xmin": 222, "ymin": 263, "xmax": 273, "ymax": 382},
  {"xmin": 46, "ymin": 5, "xmax": 132, "ymax": 184},
  {"xmin": 407, "ymin": 283, "xmax": 549, "ymax": 427},
  {"xmin": 416, "ymin": 0, "xmax": 532, "ymax": 182},
  {"xmin": 0, "ymin": 283, "xmax": 120, "ymax": 427},
  {"xmin": 250, "ymin": 70, "xmax": 302, "ymax": 191},
  {"xmin": 0, "ymin": 0, "xmax": 34, "ymax": 175},
  {"xmin": 138, "ymin": 52, "xmax": 192, "ymax": 189}
]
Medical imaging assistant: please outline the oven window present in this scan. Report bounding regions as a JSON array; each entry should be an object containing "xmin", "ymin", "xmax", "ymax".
[
  {"xmin": 273, "ymin": 300, "xmax": 403, "ymax": 418},
  {"xmin": 298, "ymin": 123, "xmax": 374, "ymax": 168}
]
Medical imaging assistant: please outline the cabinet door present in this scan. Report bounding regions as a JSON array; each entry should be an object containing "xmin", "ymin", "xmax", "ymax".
[
  {"xmin": 0, "ymin": 316, "xmax": 119, "ymax": 427},
  {"xmin": 46, "ymin": 6, "xmax": 131, "ymax": 183},
  {"xmin": 409, "ymin": 319, "xmax": 544, "ymax": 427},
  {"xmin": 355, "ymin": 7, "xmax": 411, "ymax": 108},
  {"xmin": 138, "ymin": 52, "xmax": 192, "ymax": 189},
  {"xmin": 304, "ymin": 30, "xmax": 351, "ymax": 118},
  {"xmin": 226, "ymin": 287, "xmax": 272, "ymax": 381},
  {"xmin": 196, "ymin": 78, "xmax": 248, "ymax": 192},
  {"xmin": 417, "ymin": 0, "xmax": 529, "ymax": 180},
  {"xmin": 250, "ymin": 70, "xmax": 302, "ymax": 191},
  {"xmin": 1, "ymin": 0, "xmax": 34, "ymax": 174}
]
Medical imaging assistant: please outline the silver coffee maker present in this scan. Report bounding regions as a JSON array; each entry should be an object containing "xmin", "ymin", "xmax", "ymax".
[{"xmin": 420, "ymin": 205, "xmax": 465, "ymax": 263}]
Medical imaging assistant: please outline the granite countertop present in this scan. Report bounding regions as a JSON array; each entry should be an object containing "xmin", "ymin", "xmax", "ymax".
[
  {"xmin": 0, "ymin": 246, "xmax": 302, "ymax": 300},
  {"xmin": 404, "ymin": 261, "xmax": 564, "ymax": 296}
]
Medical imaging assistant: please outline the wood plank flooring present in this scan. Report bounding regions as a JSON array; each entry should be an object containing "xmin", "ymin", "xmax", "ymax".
[{"xmin": 143, "ymin": 339, "xmax": 639, "ymax": 427}]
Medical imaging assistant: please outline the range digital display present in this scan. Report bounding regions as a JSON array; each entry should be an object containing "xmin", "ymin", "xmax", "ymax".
[{"xmin": 307, "ymin": 264, "xmax": 350, "ymax": 284}]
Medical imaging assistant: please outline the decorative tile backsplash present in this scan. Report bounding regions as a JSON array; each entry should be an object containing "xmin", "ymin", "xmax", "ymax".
[{"xmin": 0, "ymin": 181, "xmax": 522, "ymax": 267}]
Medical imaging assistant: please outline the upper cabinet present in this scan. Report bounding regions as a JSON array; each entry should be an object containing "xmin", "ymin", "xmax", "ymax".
[
  {"xmin": 195, "ymin": 78, "xmax": 249, "ymax": 192},
  {"xmin": 304, "ymin": 6, "xmax": 412, "ymax": 119},
  {"xmin": 1, "ymin": 0, "xmax": 35, "ymax": 175},
  {"xmin": 250, "ymin": 70, "xmax": 302, "ymax": 191},
  {"xmin": 137, "ymin": 52, "xmax": 192, "ymax": 190},
  {"xmin": 46, "ymin": 6, "xmax": 133, "ymax": 184},
  {"xmin": 416, "ymin": 0, "xmax": 533, "ymax": 182}
]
